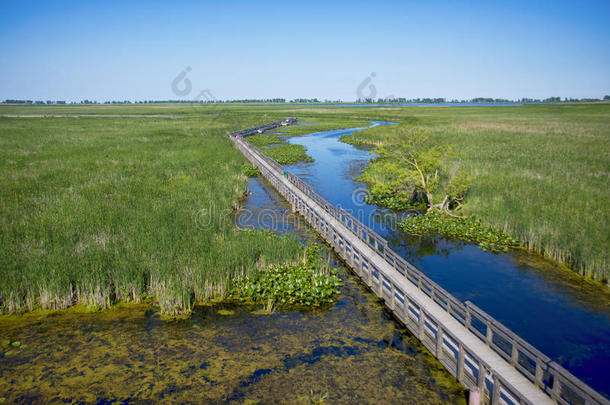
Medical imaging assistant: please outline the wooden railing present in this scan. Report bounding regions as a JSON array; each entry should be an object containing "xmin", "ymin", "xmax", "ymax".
[
  {"xmin": 232, "ymin": 117, "xmax": 297, "ymax": 137},
  {"xmin": 231, "ymin": 134, "xmax": 609, "ymax": 405}
]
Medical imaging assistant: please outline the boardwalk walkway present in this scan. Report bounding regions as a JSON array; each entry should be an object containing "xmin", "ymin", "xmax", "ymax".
[{"xmin": 230, "ymin": 123, "xmax": 608, "ymax": 405}]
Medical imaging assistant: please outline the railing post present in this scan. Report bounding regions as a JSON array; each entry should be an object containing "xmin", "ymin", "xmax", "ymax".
[
  {"xmin": 390, "ymin": 283, "xmax": 396, "ymax": 310},
  {"xmin": 353, "ymin": 254, "xmax": 360, "ymax": 276},
  {"xmin": 418, "ymin": 310, "xmax": 425, "ymax": 340},
  {"xmin": 535, "ymin": 361, "xmax": 544, "ymax": 389},
  {"xmin": 511, "ymin": 342, "xmax": 519, "ymax": 367},
  {"xmin": 486, "ymin": 321, "xmax": 493, "ymax": 346},
  {"xmin": 551, "ymin": 372, "xmax": 561, "ymax": 401},
  {"xmin": 491, "ymin": 374, "xmax": 500, "ymax": 405},
  {"xmin": 457, "ymin": 344, "xmax": 465, "ymax": 383},
  {"xmin": 436, "ymin": 325, "xmax": 444, "ymax": 358},
  {"xmin": 477, "ymin": 362, "xmax": 486, "ymax": 390},
  {"xmin": 375, "ymin": 273, "xmax": 381, "ymax": 296},
  {"xmin": 401, "ymin": 294, "xmax": 408, "ymax": 322},
  {"xmin": 468, "ymin": 386, "xmax": 482, "ymax": 405}
]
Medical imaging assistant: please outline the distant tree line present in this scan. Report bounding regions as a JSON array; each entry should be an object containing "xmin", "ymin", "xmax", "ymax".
[
  {"xmin": 290, "ymin": 98, "xmax": 320, "ymax": 103},
  {"xmin": 3, "ymin": 96, "xmax": 610, "ymax": 105},
  {"xmin": 4, "ymin": 99, "xmax": 67, "ymax": 104},
  {"xmin": 356, "ymin": 96, "xmax": 610, "ymax": 104}
]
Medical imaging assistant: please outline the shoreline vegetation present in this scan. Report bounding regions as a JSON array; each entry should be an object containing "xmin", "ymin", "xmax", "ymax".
[
  {"xmin": 339, "ymin": 105, "xmax": 609, "ymax": 285},
  {"xmin": 399, "ymin": 211, "xmax": 520, "ymax": 253},
  {"xmin": 1, "ymin": 103, "xmax": 607, "ymax": 320}
]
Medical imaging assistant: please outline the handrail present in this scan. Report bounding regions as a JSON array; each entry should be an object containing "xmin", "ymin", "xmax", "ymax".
[{"xmin": 231, "ymin": 131, "xmax": 609, "ymax": 405}]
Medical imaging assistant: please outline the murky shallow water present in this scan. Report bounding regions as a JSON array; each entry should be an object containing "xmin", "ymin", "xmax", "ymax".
[
  {"xmin": 285, "ymin": 122, "xmax": 610, "ymax": 396},
  {"xmin": 0, "ymin": 275, "xmax": 465, "ymax": 404},
  {"xmin": 0, "ymin": 175, "xmax": 466, "ymax": 404}
]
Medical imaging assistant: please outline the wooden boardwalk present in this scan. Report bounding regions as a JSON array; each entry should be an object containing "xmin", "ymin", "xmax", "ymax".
[
  {"xmin": 230, "ymin": 123, "xmax": 609, "ymax": 405},
  {"xmin": 231, "ymin": 117, "xmax": 297, "ymax": 137}
]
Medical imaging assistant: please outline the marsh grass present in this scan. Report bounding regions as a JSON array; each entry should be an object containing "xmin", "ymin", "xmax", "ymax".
[
  {"xmin": 0, "ymin": 115, "xmax": 303, "ymax": 315},
  {"xmin": 264, "ymin": 144, "xmax": 314, "ymax": 164},
  {"xmin": 2, "ymin": 102, "xmax": 607, "ymax": 312},
  {"xmin": 246, "ymin": 133, "xmax": 286, "ymax": 147},
  {"xmin": 340, "ymin": 104, "xmax": 610, "ymax": 283}
]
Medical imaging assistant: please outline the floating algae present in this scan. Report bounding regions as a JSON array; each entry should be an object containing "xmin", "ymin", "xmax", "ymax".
[{"xmin": 0, "ymin": 268, "xmax": 465, "ymax": 404}]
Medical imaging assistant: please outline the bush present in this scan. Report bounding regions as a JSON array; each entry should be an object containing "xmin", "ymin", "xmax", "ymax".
[
  {"xmin": 399, "ymin": 211, "xmax": 519, "ymax": 252},
  {"xmin": 229, "ymin": 245, "xmax": 342, "ymax": 307}
]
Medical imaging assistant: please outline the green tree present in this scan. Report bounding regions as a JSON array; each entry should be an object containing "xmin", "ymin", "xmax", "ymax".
[{"xmin": 374, "ymin": 128, "xmax": 470, "ymax": 216}]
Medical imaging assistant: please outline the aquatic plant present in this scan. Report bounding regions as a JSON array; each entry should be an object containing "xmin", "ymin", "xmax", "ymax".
[
  {"xmin": 362, "ymin": 183, "xmax": 423, "ymax": 211},
  {"xmin": 246, "ymin": 133, "xmax": 286, "ymax": 147},
  {"xmin": 297, "ymin": 390, "xmax": 330, "ymax": 404},
  {"xmin": 230, "ymin": 245, "xmax": 342, "ymax": 307},
  {"xmin": 399, "ymin": 211, "xmax": 519, "ymax": 252},
  {"xmin": 264, "ymin": 144, "xmax": 313, "ymax": 165}
]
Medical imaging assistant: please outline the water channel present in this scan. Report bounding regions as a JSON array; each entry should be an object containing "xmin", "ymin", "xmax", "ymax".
[{"xmin": 283, "ymin": 122, "xmax": 610, "ymax": 397}]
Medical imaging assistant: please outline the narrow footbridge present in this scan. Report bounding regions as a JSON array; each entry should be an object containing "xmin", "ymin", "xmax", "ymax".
[
  {"xmin": 230, "ymin": 122, "xmax": 609, "ymax": 405},
  {"xmin": 231, "ymin": 117, "xmax": 297, "ymax": 137}
]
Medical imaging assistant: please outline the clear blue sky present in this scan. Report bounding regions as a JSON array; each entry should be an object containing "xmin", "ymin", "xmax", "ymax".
[{"xmin": 1, "ymin": 0, "xmax": 609, "ymax": 102}]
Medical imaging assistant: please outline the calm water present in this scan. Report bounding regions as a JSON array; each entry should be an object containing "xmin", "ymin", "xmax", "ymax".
[{"xmin": 285, "ymin": 122, "xmax": 610, "ymax": 397}]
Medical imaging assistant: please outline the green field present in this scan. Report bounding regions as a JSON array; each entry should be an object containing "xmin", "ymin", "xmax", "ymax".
[
  {"xmin": 1, "ymin": 102, "xmax": 607, "ymax": 317},
  {"xmin": 0, "ymin": 112, "xmax": 309, "ymax": 316}
]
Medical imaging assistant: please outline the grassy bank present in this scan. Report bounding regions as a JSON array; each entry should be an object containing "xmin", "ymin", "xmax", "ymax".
[
  {"xmin": 340, "ymin": 104, "xmax": 609, "ymax": 284},
  {"xmin": 0, "ymin": 114, "xmax": 304, "ymax": 316},
  {"xmin": 2, "ymin": 101, "xmax": 606, "ymax": 316},
  {"xmin": 264, "ymin": 144, "xmax": 313, "ymax": 164},
  {"xmin": 245, "ymin": 134, "xmax": 313, "ymax": 164}
]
